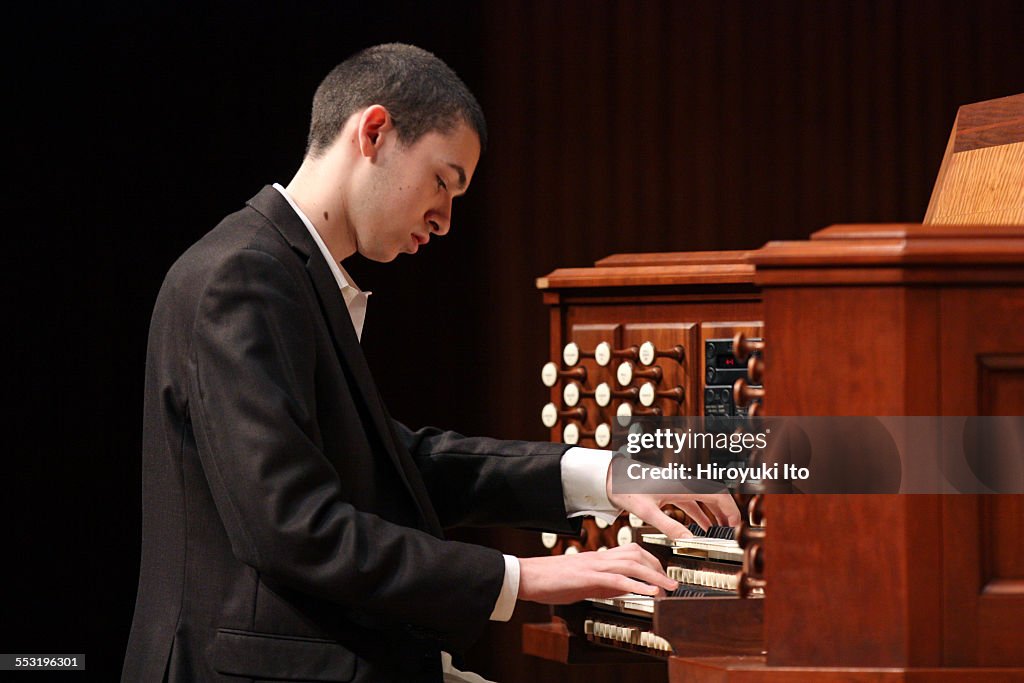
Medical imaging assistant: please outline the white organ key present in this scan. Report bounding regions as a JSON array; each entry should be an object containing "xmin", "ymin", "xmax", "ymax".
[
  {"xmin": 594, "ymin": 382, "xmax": 611, "ymax": 407},
  {"xmin": 595, "ymin": 516, "xmax": 609, "ymax": 529},
  {"xmin": 628, "ymin": 512, "xmax": 644, "ymax": 527},
  {"xmin": 594, "ymin": 422, "xmax": 610, "ymax": 447},
  {"xmin": 540, "ymin": 532, "xmax": 558, "ymax": 549},
  {"xmin": 564, "ymin": 544, "xmax": 579, "ymax": 555},
  {"xmin": 594, "ymin": 341, "xmax": 612, "ymax": 367},
  {"xmin": 616, "ymin": 402, "xmax": 633, "ymax": 418},
  {"xmin": 617, "ymin": 525, "xmax": 634, "ymax": 546}
]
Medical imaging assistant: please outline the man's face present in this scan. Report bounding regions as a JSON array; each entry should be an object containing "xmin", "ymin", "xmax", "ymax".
[{"xmin": 350, "ymin": 119, "xmax": 480, "ymax": 262}]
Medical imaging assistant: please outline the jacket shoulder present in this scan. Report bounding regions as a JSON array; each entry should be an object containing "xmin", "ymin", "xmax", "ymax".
[{"xmin": 161, "ymin": 206, "xmax": 306, "ymax": 301}]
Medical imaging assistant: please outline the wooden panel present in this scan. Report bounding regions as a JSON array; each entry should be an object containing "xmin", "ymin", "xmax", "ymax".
[
  {"xmin": 938, "ymin": 289, "xmax": 1024, "ymax": 415},
  {"xmin": 752, "ymin": 226, "xmax": 1024, "ymax": 271},
  {"xmin": 953, "ymin": 92, "xmax": 1024, "ymax": 153},
  {"xmin": 984, "ymin": 496, "xmax": 1024, "ymax": 582},
  {"xmin": 761, "ymin": 287, "xmax": 908, "ymax": 416},
  {"xmin": 933, "ymin": 289, "xmax": 1024, "ymax": 667},
  {"xmin": 597, "ymin": 252, "xmax": 755, "ymax": 268},
  {"xmin": 942, "ymin": 496, "xmax": 1024, "ymax": 667},
  {"xmin": 924, "ymin": 141, "xmax": 1024, "ymax": 224},
  {"xmin": 538, "ymin": 264, "xmax": 758, "ymax": 289},
  {"xmin": 654, "ymin": 598, "xmax": 763, "ymax": 657},
  {"xmin": 766, "ymin": 495, "xmax": 942, "ymax": 668},
  {"xmin": 977, "ymin": 354, "xmax": 1024, "ymax": 416},
  {"xmin": 811, "ymin": 224, "xmax": 1024, "ymax": 240}
]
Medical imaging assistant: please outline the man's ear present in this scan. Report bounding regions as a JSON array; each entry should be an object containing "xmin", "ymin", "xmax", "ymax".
[{"xmin": 357, "ymin": 105, "xmax": 392, "ymax": 159}]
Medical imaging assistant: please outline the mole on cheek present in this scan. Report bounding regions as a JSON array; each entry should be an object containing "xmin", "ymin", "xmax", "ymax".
[{"xmin": 323, "ymin": 211, "xmax": 329, "ymax": 221}]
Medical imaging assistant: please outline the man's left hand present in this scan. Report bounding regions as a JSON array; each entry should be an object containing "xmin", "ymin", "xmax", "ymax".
[{"xmin": 606, "ymin": 463, "xmax": 741, "ymax": 540}]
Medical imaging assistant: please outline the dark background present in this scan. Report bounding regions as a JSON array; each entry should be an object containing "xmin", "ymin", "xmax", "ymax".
[{"xmin": 5, "ymin": 1, "xmax": 1022, "ymax": 680}]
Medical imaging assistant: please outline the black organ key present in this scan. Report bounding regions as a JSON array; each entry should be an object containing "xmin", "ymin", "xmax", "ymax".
[{"xmin": 686, "ymin": 524, "xmax": 736, "ymax": 540}]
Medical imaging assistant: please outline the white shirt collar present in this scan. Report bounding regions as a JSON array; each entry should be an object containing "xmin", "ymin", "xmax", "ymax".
[{"xmin": 272, "ymin": 183, "xmax": 370, "ymax": 341}]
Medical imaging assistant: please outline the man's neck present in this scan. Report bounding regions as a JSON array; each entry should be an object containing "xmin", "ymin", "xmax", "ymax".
[{"xmin": 285, "ymin": 159, "xmax": 356, "ymax": 262}]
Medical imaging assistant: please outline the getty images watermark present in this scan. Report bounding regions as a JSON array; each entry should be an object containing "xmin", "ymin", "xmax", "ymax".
[
  {"xmin": 623, "ymin": 427, "xmax": 808, "ymax": 483},
  {"xmin": 611, "ymin": 416, "xmax": 1024, "ymax": 494}
]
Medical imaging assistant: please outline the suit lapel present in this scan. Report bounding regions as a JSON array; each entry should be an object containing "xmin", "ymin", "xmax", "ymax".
[
  {"xmin": 305, "ymin": 256, "xmax": 443, "ymax": 537},
  {"xmin": 246, "ymin": 186, "xmax": 443, "ymax": 538}
]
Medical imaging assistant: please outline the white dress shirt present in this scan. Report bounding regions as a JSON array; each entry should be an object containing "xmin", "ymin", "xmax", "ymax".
[{"xmin": 273, "ymin": 183, "xmax": 619, "ymax": 678}]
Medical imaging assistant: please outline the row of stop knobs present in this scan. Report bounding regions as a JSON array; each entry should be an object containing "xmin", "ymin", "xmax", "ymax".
[
  {"xmin": 736, "ymin": 494, "xmax": 766, "ymax": 598},
  {"xmin": 542, "ymin": 341, "xmax": 687, "ymax": 442},
  {"xmin": 731, "ymin": 333, "xmax": 766, "ymax": 415}
]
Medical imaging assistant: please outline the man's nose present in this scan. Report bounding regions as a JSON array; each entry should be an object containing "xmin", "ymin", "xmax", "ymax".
[{"xmin": 430, "ymin": 201, "xmax": 452, "ymax": 236}]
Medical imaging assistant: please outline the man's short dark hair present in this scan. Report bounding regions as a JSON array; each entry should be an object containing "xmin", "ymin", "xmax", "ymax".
[{"xmin": 306, "ymin": 43, "xmax": 487, "ymax": 156}]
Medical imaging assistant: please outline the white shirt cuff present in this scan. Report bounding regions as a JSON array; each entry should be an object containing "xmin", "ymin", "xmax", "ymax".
[
  {"xmin": 489, "ymin": 554, "xmax": 520, "ymax": 621},
  {"xmin": 560, "ymin": 447, "xmax": 620, "ymax": 524}
]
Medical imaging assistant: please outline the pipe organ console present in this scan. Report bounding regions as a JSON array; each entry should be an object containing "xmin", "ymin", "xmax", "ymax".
[{"xmin": 522, "ymin": 94, "xmax": 1024, "ymax": 681}]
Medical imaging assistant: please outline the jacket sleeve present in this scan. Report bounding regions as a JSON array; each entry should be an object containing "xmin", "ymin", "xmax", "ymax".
[
  {"xmin": 187, "ymin": 246, "xmax": 504, "ymax": 644},
  {"xmin": 392, "ymin": 420, "xmax": 583, "ymax": 533}
]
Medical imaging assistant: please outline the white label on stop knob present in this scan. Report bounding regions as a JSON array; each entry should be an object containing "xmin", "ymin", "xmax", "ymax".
[
  {"xmin": 541, "ymin": 361, "xmax": 558, "ymax": 387},
  {"xmin": 616, "ymin": 361, "xmax": 633, "ymax": 386},
  {"xmin": 616, "ymin": 402, "xmax": 633, "ymax": 418},
  {"xmin": 629, "ymin": 513, "xmax": 644, "ymax": 528},
  {"xmin": 617, "ymin": 525, "xmax": 634, "ymax": 546},
  {"xmin": 594, "ymin": 341, "xmax": 611, "ymax": 366},
  {"xmin": 563, "ymin": 423, "xmax": 580, "ymax": 445},
  {"xmin": 595, "ymin": 516, "xmax": 609, "ymax": 529},
  {"xmin": 639, "ymin": 382, "xmax": 656, "ymax": 406},
  {"xmin": 639, "ymin": 341, "xmax": 656, "ymax": 366},
  {"xmin": 562, "ymin": 342, "xmax": 580, "ymax": 366},
  {"xmin": 564, "ymin": 545, "xmax": 579, "ymax": 555},
  {"xmin": 595, "ymin": 423, "xmax": 610, "ymax": 447},
  {"xmin": 594, "ymin": 382, "xmax": 611, "ymax": 407},
  {"xmin": 541, "ymin": 532, "xmax": 558, "ymax": 549},
  {"xmin": 562, "ymin": 383, "xmax": 580, "ymax": 407},
  {"xmin": 541, "ymin": 402, "xmax": 558, "ymax": 428}
]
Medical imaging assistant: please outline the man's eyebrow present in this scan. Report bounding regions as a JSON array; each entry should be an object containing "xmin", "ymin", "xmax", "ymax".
[{"xmin": 446, "ymin": 163, "xmax": 467, "ymax": 190}]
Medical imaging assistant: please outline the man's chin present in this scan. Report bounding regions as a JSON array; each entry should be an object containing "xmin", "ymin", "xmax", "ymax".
[{"xmin": 360, "ymin": 247, "xmax": 402, "ymax": 263}]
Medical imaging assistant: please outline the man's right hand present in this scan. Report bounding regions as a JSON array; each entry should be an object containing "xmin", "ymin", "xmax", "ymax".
[{"xmin": 517, "ymin": 543, "xmax": 677, "ymax": 604}]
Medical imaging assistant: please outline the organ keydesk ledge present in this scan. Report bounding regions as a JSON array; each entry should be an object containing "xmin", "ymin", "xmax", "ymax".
[{"xmin": 524, "ymin": 93, "xmax": 1024, "ymax": 681}]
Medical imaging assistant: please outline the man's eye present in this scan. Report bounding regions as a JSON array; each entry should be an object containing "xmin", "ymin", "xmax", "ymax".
[{"xmin": 436, "ymin": 176, "xmax": 447, "ymax": 191}]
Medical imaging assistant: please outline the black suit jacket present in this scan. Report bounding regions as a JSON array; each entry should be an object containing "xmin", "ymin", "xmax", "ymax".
[{"xmin": 123, "ymin": 187, "xmax": 578, "ymax": 682}]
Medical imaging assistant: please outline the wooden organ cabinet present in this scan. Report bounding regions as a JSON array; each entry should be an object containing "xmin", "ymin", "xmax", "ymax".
[{"xmin": 523, "ymin": 94, "xmax": 1024, "ymax": 681}]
